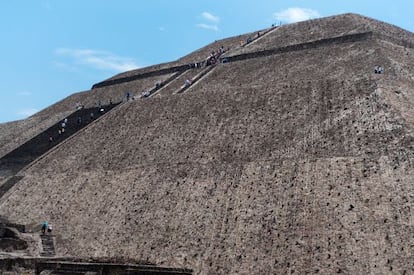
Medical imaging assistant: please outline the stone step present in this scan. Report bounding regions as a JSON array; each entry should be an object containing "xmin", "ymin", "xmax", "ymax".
[{"xmin": 40, "ymin": 234, "xmax": 55, "ymax": 256}]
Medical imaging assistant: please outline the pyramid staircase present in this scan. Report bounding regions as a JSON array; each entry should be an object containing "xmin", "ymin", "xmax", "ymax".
[
  {"xmin": 0, "ymin": 102, "xmax": 120, "ymax": 200},
  {"xmin": 40, "ymin": 234, "xmax": 56, "ymax": 257},
  {"xmin": 153, "ymin": 66, "xmax": 206, "ymax": 96},
  {"xmin": 143, "ymin": 70, "xmax": 188, "ymax": 97},
  {"xmin": 175, "ymin": 65, "xmax": 216, "ymax": 94},
  {"xmin": 90, "ymin": 24, "xmax": 377, "ymax": 101},
  {"xmin": 93, "ymin": 27, "xmax": 280, "ymax": 100},
  {"xmin": 145, "ymin": 70, "xmax": 187, "ymax": 98},
  {"xmin": 148, "ymin": 70, "xmax": 192, "ymax": 98},
  {"xmin": 152, "ymin": 27, "xmax": 279, "ymax": 96}
]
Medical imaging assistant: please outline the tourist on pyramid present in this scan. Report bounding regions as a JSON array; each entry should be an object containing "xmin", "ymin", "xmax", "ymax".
[
  {"xmin": 374, "ymin": 65, "xmax": 384, "ymax": 74},
  {"xmin": 41, "ymin": 221, "xmax": 48, "ymax": 234}
]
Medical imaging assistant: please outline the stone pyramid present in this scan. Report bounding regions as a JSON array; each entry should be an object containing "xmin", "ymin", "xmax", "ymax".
[{"xmin": 0, "ymin": 13, "xmax": 413, "ymax": 274}]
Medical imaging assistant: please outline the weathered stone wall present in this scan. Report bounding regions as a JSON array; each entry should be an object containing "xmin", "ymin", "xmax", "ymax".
[
  {"xmin": 0, "ymin": 73, "xmax": 171, "ymax": 160},
  {"xmin": 228, "ymin": 13, "xmax": 414, "ymax": 56},
  {"xmin": 1, "ymin": 34, "xmax": 413, "ymax": 275},
  {"xmin": 101, "ymin": 28, "xmax": 261, "ymax": 84},
  {"xmin": 175, "ymin": 29, "xmax": 263, "ymax": 65},
  {"xmin": 0, "ymin": 111, "xmax": 73, "ymax": 159},
  {"xmin": 223, "ymin": 32, "xmax": 373, "ymax": 63},
  {"xmin": 0, "ymin": 14, "xmax": 414, "ymax": 274}
]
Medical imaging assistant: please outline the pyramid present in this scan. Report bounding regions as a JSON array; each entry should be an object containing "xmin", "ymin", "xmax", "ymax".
[{"xmin": 0, "ymin": 13, "xmax": 413, "ymax": 274}]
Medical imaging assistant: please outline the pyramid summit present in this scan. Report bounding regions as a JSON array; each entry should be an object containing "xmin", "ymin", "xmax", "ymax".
[{"xmin": 0, "ymin": 13, "xmax": 413, "ymax": 274}]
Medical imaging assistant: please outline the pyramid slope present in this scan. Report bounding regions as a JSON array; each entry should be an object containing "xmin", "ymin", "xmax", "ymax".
[
  {"xmin": 227, "ymin": 13, "xmax": 414, "ymax": 57},
  {"xmin": 1, "ymin": 14, "xmax": 414, "ymax": 275},
  {"xmin": 104, "ymin": 29, "xmax": 262, "ymax": 83},
  {"xmin": 3, "ymin": 12, "xmax": 410, "ymax": 161},
  {"xmin": 1, "ymin": 23, "xmax": 414, "ymax": 273},
  {"xmin": 0, "ymin": 120, "xmax": 25, "ymax": 159},
  {"xmin": 0, "ymin": 108, "xmax": 74, "ymax": 160},
  {"xmin": 0, "ymin": 90, "xmax": 89, "ymax": 159},
  {"xmin": 0, "ymin": 71, "xmax": 175, "ymax": 160},
  {"xmin": 374, "ymin": 39, "xmax": 414, "ymax": 127}
]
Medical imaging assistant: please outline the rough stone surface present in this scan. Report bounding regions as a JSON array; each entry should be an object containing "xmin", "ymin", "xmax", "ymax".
[
  {"xmin": 227, "ymin": 13, "xmax": 414, "ymax": 57},
  {"xmin": 0, "ymin": 13, "xmax": 413, "ymax": 274},
  {"xmin": 0, "ymin": 224, "xmax": 39, "ymax": 258},
  {"xmin": 105, "ymin": 28, "xmax": 262, "ymax": 82},
  {"xmin": 0, "ymin": 74, "xmax": 172, "ymax": 160}
]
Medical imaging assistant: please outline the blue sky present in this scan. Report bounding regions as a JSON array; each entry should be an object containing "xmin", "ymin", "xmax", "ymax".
[{"xmin": 0, "ymin": 0, "xmax": 412, "ymax": 123}]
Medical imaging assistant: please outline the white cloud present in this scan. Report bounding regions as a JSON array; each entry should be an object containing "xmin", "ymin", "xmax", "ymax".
[
  {"xmin": 196, "ymin": 23, "xmax": 219, "ymax": 31},
  {"xmin": 55, "ymin": 48, "xmax": 140, "ymax": 72},
  {"xmin": 17, "ymin": 108, "xmax": 39, "ymax": 118},
  {"xmin": 201, "ymin": 12, "xmax": 220, "ymax": 23},
  {"xmin": 274, "ymin": 7, "xmax": 321, "ymax": 24},
  {"xmin": 196, "ymin": 12, "xmax": 220, "ymax": 32}
]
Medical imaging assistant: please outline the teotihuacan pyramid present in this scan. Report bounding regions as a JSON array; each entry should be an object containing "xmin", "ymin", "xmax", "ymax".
[{"xmin": 0, "ymin": 13, "xmax": 413, "ymax": 274}]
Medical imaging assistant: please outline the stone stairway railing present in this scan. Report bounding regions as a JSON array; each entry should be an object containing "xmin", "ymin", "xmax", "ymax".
[
  {"xmin": 40, "ymin": 234, "xmax": 55, "ymax": 257},
  {"xmin": 149, "ymin": 71, "xmax": 186, "ymax": 94},
  {"xmin": 240, "ymin": 25, "xmax": 278, "ymax": 49},
  {"xmin": 175, "ymin": 65, "xmax": 216, "ymax": 94},
  {"xmin": 143, "ymin": 70, "xmax": 188, "ymax": 98},
  {"xmin": 149, "ymin": 70, "xmax": 192, "ymax": 98}
]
